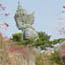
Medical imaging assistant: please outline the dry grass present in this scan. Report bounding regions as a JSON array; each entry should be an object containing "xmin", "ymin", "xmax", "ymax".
[{"xmin": 36, "ymin": 52, "xmax": 64, "ymax": 65}]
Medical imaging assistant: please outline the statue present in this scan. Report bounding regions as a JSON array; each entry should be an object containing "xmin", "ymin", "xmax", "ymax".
[{"xmin": 14, "ymin": 1, "xmax": 38, "ymax": 40}]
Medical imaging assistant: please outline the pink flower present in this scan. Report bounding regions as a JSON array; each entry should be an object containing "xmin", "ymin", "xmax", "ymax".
[
  {"xmin": 2, "ymin": 7, "xmax": 6, "ymax": 10},
  {"xmin": 4, "ymin": 23, "xmax": 9, "ymax": 27},
  {"xmin": 63, "ymin": 5, "xmax": 65, "ymax": 9},
  {"xmin": 5, "ymin": 13, "xmax": 9, "ymax": 16}
]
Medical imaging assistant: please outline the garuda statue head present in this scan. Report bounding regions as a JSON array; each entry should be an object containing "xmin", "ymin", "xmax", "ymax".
[{"xmin": 14, "ymin": 1, "xmax": 34, "ymax": 30}]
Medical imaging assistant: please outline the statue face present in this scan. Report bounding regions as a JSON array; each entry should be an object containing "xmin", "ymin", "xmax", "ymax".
[{"xmin": 16, "ymin": 13, "xmax": 27, "ymax": 24}]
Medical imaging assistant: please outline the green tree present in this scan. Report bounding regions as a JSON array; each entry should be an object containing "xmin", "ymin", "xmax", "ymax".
[
  {"xmin": 52, "ymin": 38, "xmax": 65, "ymax": 45},
  {"xmin": 34, "ymin": 32, "xmax": 53, "ymax": 49},
  {"xmin": 12, "ymin": 33, "xmax": 22, "ymax": 41}
]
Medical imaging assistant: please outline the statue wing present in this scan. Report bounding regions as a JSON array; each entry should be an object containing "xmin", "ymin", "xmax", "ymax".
[{"xmin": 27, "ymin": 12, "xmax": 34, "ymax": 25}]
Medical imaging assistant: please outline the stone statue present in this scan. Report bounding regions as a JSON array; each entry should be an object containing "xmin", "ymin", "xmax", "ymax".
[{"xmin": 14, "ymin": 1, "xmax": 38, "ymax": 40}]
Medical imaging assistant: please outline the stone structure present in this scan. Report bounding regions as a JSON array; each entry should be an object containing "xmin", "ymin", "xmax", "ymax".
[{"xmin": 14, "ymin": 1, "xmax": 38, "ymax": 40}]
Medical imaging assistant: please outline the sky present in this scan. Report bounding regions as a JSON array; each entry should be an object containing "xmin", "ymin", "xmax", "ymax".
[{"xmin": 0, "ymin": 0, "xmax": 65, "ymax": 40}]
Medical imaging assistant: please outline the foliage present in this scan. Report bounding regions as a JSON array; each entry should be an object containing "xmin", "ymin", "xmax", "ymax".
[
  {"xmin": 11, "ymin": 32, "xmax": 65, "ymax": 50},
  {"xmin": 38, "ymin": 32, "xmax": 51, "ymax": 41},
  {"xmin": 40, "ymin": 50, "xmax": 64, "ymax": 65},
  {"xmin": 35, "ymin": 55, "xmax": 43, "ymax": 65},
  {"xmin": 52, "ymin": 38, "xmax": 65, "ymax": 45},
  {"xmin": 34, "ymin": 32, "xmax": 53, "ymax": 50},
  {"xmin": 16, "ymin": 39, "xmax": 34, "ymax": 46},
  {"xmin": 49, "ymin": 50, "xmax": 64, "ymax": 65},
  {"xmin": 12, "ymin": 33, "xmax": 22, "ymax": 41},
  {"xmin": 11, "ymin": 32, "xmax": 53, "ymax": 49}
]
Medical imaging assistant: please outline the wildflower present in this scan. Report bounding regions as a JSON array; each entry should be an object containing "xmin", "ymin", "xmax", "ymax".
[
  {"xmin": 63, "ymin": 5, "xmax": 65, "ymax": 9},
  {"xmin": 5, "ymin": 13, "xmax": 8, "ymax": 16},
  {"xmin": 4, "ymin": 23, "xmax": 9, "ymax": 27},
  {"xmin": 2, "ymin": 7, "xmax": 6, "ymax": 10}
]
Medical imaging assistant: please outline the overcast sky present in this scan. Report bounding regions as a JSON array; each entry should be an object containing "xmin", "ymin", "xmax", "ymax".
[{"xmin": 0, "ymin": 0, "xmax": 65, "ymax": 40}]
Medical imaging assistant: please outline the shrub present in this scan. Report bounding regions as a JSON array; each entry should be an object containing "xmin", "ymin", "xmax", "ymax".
[
  {"xmin": 12, "ymin": 33, "xmax": 22, "ymax": 41},
  {"xmin": 35, "ymin": 55, "xmax": 43, "ymax": 65},
  {"xmin": 49, "ymin": 50, "xmax": 63, "ymax": 65}
]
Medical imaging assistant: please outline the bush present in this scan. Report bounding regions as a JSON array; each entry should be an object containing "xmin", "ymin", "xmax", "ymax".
[
  {"xmin": 12, "ymin": 33, "xmax": 22, "ymax": 41},
  {"xmin": 16, "ymin": 39, "xmax": 34, "ymax": 46},
  {"xmin": 49, "ymin": 50, "xmax": 63, "ymax": 65},
  {"xmin": 35, "ymin": 55, "xmax": 43, "ymax": 65}
]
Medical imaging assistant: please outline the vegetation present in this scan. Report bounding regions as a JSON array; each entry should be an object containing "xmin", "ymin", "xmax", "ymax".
[
  {"xmin": 49, "ymin": 50, "xmax": 64, "ymax": 65},
  {"xmin": 11, "ymin": 32, "xmax": 65, "ymax": 50},
  {"xmin": 36, "ymin": 51, "xmax": 64, "ymax": 65},
  {"xmin": 34, "ymin": 32, "xmax": 53, "ymax": 49},
  {"xmin": 52, "ymin": 38, "xmax": 65, "ymax": 45},
  {"xmin": 36, "ymin": 55, "xmax": 43, "ymax": 65},
  {"xmin": 12, "ymin": 33, "xmax": 22, "ymax": 41}
]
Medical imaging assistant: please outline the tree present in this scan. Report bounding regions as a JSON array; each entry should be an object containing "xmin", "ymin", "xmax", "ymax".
[
  {"xmin": 34, "ymin": 32, "xmax": 53, "ymax": 49},
  {"xmin": 12, "ymin": 33, "xmax": 22, "ymax": 41},
  {"xmin": 52, "ymin": 38, "xmax": 65, "ymax": 45}
]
